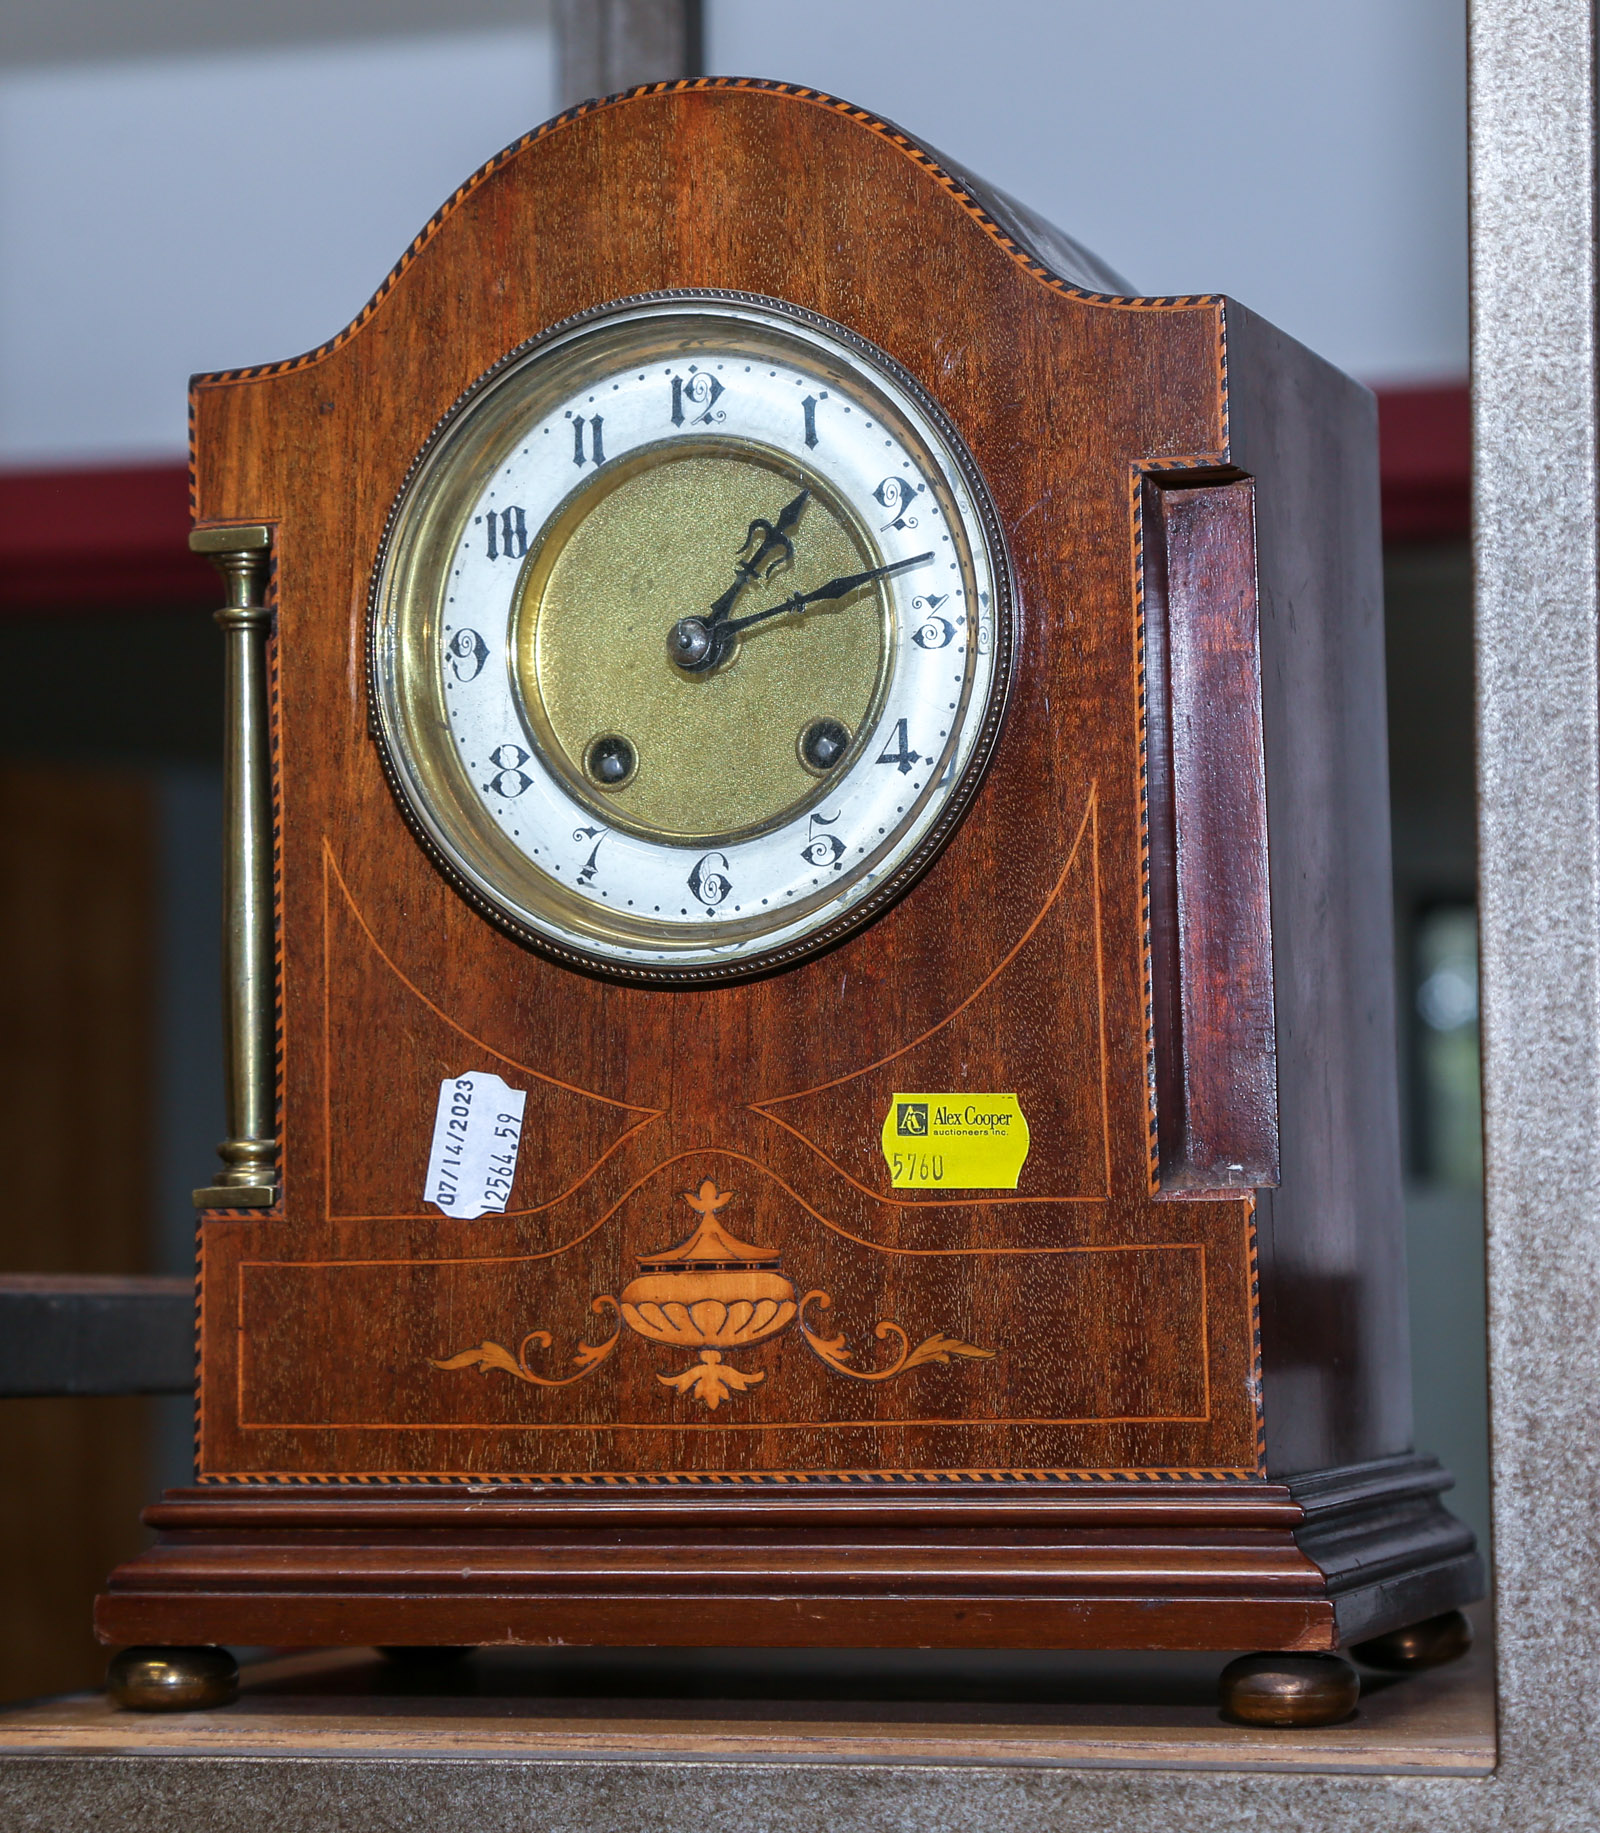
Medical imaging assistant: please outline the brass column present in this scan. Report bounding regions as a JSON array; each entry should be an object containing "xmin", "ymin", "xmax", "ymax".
[{"xmin": 191, "ymin": 524, "xmax": 277, "ymax": 1208}]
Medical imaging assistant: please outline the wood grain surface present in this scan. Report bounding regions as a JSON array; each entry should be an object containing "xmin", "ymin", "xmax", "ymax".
[
  {"xmin": 184, "ymin": 79, "xmax": 1272, "ymax": 1486},
  {"xmin": 96, "ymin": 1459, "xmax": 1481, "ymax": 1653},
  {"xmin": 1141, "ymin": 476, "xmax": 1278, "ymax": 1194}
]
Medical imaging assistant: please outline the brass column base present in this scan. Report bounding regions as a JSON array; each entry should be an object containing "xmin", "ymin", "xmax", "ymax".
[
  {"xmin": 192, "ymin": 1183, "xmax": 276, "ymax": 1208},
  {"xmin": 193, "ymin": 1132, "xmax": 277, "ymax": 1211}
]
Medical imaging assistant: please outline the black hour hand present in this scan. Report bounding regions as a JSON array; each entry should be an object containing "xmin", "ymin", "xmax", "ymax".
[
  {"xmin": 737, "ymin": 508, "xmax": 798, "ymax": 584},
  {"xmin": 745, "ymin": 486, "xmax": 811, "ymax": 577},
  {"xmin": 704, "ymin": 488, "xmax": 811, "ymax": 629}
]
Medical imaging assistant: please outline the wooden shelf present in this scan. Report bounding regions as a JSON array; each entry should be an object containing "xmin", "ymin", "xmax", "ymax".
[{"xmin": 0, "ymin": 1621, "xmax": 1493, "ymax": 1776}]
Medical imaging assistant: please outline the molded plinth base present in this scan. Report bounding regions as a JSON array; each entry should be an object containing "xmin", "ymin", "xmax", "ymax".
[{"xmin": 97, "ymin": 1457, "xmax": 1482, "ymax": 1665}]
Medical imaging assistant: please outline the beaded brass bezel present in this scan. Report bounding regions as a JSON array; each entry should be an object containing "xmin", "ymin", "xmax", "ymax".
[{"xmin": 368, "ymin": 291, "xmax": 1014, "ymax": 985}]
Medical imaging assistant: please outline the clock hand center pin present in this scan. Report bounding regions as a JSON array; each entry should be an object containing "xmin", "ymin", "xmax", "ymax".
[
  {"xmin": 666, "ymin": 488, "xmax": 810, "ymax": 670},
  {"xmin": 668, "ymin": 552, "xmax": 936, "ymax": 674}
]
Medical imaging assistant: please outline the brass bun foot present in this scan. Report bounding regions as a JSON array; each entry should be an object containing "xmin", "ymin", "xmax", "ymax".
[
  {"xmin": 1218, "ymin": 1652, "xmax": 1360, "ymax": 1727},
  {"xmin": 106, "ymin": 1645, "xmax": 239, "ymax": 1712},
  {"xmin": 1351, "ymin": 1608, "xmax": 1474, "ymax": 1671}
]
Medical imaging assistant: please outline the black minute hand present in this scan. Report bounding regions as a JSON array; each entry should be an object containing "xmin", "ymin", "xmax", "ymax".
[{"xmin": 719, "ymin": 553, "xmax": 936, "ymax": 639}]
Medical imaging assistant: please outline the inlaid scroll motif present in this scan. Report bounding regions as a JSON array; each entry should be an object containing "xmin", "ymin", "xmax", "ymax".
[{"xmin": 431, "ymin": 1180, "xmax": 995, "ymax": 1409}]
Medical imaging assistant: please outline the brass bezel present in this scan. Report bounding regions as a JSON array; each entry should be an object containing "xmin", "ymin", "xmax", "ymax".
[{"xmin": 367, "ymin": 291, "xmax": 1015, "ymax": 987}]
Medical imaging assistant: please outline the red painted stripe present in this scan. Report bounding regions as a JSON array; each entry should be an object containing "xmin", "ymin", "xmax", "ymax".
[
  {"xmin": 1377, "ymin": 383, "xmax": 1470, "ymax": 542},
  {"xmin": 0, "ymin": 383, "xmax": 1469, "ymax": 615},
  {"xmin": 0, "ymin": 462, "xmax": 212, "ymax": 613}
]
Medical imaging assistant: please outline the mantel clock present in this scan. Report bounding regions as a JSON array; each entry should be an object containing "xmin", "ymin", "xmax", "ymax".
[{"xmin": 100, "ymin": 81, "xmax": 1481, "ymax": 1724}]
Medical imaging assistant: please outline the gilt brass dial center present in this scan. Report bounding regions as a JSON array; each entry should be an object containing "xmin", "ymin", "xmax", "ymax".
[{"xmin": 513, "ymin": 442, "xmax": 887, "ymax": 844}]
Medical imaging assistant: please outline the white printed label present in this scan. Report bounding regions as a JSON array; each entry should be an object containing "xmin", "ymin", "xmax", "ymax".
[{"xmin": 424, "ymin": 1071, "xmax": 527, "ymax": 1219}]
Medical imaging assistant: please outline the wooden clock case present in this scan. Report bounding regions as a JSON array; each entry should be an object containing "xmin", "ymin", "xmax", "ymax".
[{"xmin": 99, "ymin": 81, "xmax": 1481, "ymax": 1669}]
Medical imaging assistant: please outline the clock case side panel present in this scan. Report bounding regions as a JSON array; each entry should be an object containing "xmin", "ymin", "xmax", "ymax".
[
  {"xmin": 1218, "ymin": 301, "xmax": 1483, "ymax": 1628},
  {"xmin": 1222, "ymin": 302, "xmax": 1419, "ymax": 1476}
]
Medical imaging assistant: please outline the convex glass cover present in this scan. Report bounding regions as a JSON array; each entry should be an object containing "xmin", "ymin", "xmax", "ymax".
[{"xmin": 369, "ymin": 293, "xmax": 1012, "ymax": 980}]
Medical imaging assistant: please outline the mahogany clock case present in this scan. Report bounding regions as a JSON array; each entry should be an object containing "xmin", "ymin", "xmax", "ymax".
[{"xmin": 98, "ymin": 81, "xmax": 1481, "ymax": 1657}]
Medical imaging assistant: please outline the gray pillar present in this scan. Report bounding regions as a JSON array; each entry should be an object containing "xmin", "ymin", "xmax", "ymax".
[
  {"xmin": 1472, "ymin": 0, "xmax": 1600, "ymax": 1803},
  {"xmin": 553, "ymin": 0, "xmax": 700, "ymax": 110}
]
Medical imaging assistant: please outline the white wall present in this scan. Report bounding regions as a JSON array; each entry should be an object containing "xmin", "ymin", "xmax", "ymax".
[
  {"xmin": 0, "ymin": 28, "xmax": 555, "ymax": 467},
  {"xmin": 0, "ymin": 2, "xmax": 1465, "ymax": 469},
  {"xmin": 708, "ymin": 0, "xmax": 1468, "ymax": 388}
]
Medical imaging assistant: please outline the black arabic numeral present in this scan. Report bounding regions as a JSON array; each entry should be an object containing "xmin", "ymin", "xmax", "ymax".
[
  {"xmin": 474, "ymin": 506, "xmax": 527, "ymax": 561},
  {"xmin": 800, "ymin": 810, "xmax": 846, "ymax": 870},
  {"xmin": 873, "ymin": 476, "xmax": 919, "ymax": 531},
  {"xmin": 447, "ymin": 628, "xmax": 490, "ymax": 681},
  {"xmin": 688, "ymin": 851, "xmax": 732, "ymax": 907},
  {"xmin": 911, "ymin": 593, "xmax": 954, "ymax": 650},
  {"xmin": 485, "ymin": 742, "xmax": 532, "ymax": 798},
  {"xmin": 573, "ymin": 825, "xmax": 605, "ymax": 886},
  {"xmin": 671, "ymin": 371, "xmax": 725, "ymax": 427},
  {"xmin": 876, "ymin": 717, "xmax": 922, "ymax": 775}
]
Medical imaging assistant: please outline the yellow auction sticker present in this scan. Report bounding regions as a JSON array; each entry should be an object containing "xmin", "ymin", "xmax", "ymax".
[{"xmin": 880, "ymin": 1093, "xmax": 1032, "ymax": 1190}]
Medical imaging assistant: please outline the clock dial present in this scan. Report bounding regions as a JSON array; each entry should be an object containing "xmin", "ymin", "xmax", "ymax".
[{"xmin": 370, "ymin": 294, "xmax": 1012, "ymax": 981}]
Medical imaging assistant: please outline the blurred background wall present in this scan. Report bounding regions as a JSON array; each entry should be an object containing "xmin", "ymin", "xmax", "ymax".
[{"xmin": 0, "ymin": 0, "xmax": 1479, "ymax": 1699}]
